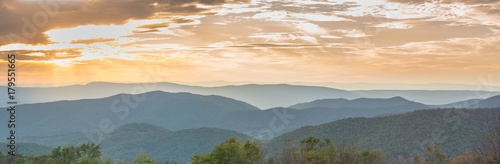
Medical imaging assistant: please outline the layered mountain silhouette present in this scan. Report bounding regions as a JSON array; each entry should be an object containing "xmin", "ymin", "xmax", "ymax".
[
  {"xmin": 351, "ymin": 90, "xmax": 500, "ymax": 106},
  {"xmin": 0, "ymin": 82, "xmax": 359, "ymax": 109},
  {"xmin": 430, "ymin": 95, "xmax": 500, "ymax": 108},
  {"xmin": 430, "ymin": 99, "xmax": 484, "ymax": 108},
  {"xmin": 18, "ymin": 107, "xmax": 500, "ymax": 162},
  {"xmin": 268, "ymin": 108, "xmax": 500, "ymax": 160},
  {"xmin": 2, "ymin": 82, "xmax": 499, "ymax": 109},
  {"xmin": 2, "ymin": 91, "xmax": 432, "ymax": 140},
  {"xmin": 470, "ymin": 95, "xmax": 500, "ymax": 108},
  {"xmin": 8, "ymin": 90, "xmax": 500, "ymax": 162},
  {"xmin": 21, "ymin": 123, "xmax": 251, "ymax": 163},
  {"xmin": 289, "ymin": 96, "xmax": 428, "ymax": 110},
  {"xmin": 2, "ymin": 91, "xmax": 258, "ymax": 137}
]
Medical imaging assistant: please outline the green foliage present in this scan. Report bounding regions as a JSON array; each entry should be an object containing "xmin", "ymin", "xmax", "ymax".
[
  {"xmin": 242, "ymin": 140, "xmax": 262, "ymax": 163},
  {"xmin": 13, "ymin": 158, "xmax": 29, "ymax": 164},
  {"xmin": 50, "ymin": 142, "xmax": 101, "ymax": 164},
  {"xmin": 411, "ymin": 155, "xmax": 421, "ymax": 164},
  {"xmin": 191, "ymin": 137, "xmax": 262, "ymax": 164},
  {"xmin": 272, "ymin": 136, "xmax": 388, "ymax": 164},
  {"xmin": 101, "ymin": 124, "xmax": 251, "ymax": 163},
  {"xmin": 411, "ymin": 145, "xmax": 448, "ymax": 164},
  {"xmin": 104, "ymin": 158, "xmax": 114, "ymax": 164},
  {"xmin": 133, "ymin": 153, "xmax": 156, "ymax": 164},
  {"xmin": 191, "ymin": 153, "xmax": 213, "ymax": 164},
  {"xmin": 450, "ymin": 150, "xmax": 484, "ymax": 164},
  {"xmin": 268, "ymin": 108, "xmax": 500, "ymax": 159},
  {"xmin": 423, "ymin": 145, "xmax": 448, "ymax": 164}
]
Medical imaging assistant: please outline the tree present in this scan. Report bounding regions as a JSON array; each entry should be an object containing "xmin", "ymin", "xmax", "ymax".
[
  {"xmin": 423, "ymin": 145, "xmax": 448, "ymax": 164},
  {"xmin": 476, "ymin": 115, "xmax": 500, "ymax": 163},
  {"xmin": 78, "ymin": 142, "xmax": 102, "ymax": 160},
  {"xmin": 359, "ymin": 148, "xmax": 386, "ymax": 164},
  {"xmin": 242, "ymin": 140, "xmax": 262, "ymax": 163},
  {"xmin": 133, "ymin": 153, "xmax": 156, "ymax": 164},
  {"xmin": 50, "ymin": 142, "xmax": 102, "ymax": 164},
  {"xmin": 411, "ymin": 145, "xmax": 448, "ymax": 164},
  {"xmin": 275, "ymin": 136, "xmax": 388, "ymax": 164},
  {"xmin": 12, "ymin": 158, "xmax": 29, "ymax": 164},
  {"xmin": 191, "ymin": 137, "xmax": 262, "ymax": 164},
  {"xmin": 191, "ymin": 154, "xmax": 213, "ymax": 164},
  {"xmin": 411, "ymin": 154, "xmax": 422, "ymax": 164},
  {"xmin": 25, "ymin": 155, "xmax": 55, "ymax": 164},
  {"xmin": 450, "ymin": 150, "xmax": 484, "ymax": 164}
]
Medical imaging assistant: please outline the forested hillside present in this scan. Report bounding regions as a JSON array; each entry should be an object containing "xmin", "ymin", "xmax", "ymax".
[
  {"xmin": 268, "ymin": 108, "xmax": 500, "ymax": 160},
  {"xmin": 18, "ymin": 123, "xmax": 251, "ymax": 163},
  {"xmin": 6, "ymin": 92, "xmax": 433, "ymax": 140}
]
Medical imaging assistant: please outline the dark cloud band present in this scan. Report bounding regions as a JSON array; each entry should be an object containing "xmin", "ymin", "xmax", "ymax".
[{"xmin": 0, "ymin": 0, "xmax": 250, "ymax": 46}]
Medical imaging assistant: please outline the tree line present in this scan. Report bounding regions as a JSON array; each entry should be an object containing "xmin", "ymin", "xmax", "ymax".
[
  {"xmin": 1, "ymin": 134, "xmax": 499, "ymax": 164},
  {"xmin": 3, "ymin": 115, "xmax": 500, "ymax": 164}
]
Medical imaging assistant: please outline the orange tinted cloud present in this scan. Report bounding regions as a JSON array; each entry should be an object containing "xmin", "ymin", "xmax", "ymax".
[{"xmin": 0, "ymin": 0, "xmax": 499, "ymax": 86}]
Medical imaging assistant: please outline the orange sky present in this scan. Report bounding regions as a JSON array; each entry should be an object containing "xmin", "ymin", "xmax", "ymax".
[{"xmin": 1, "ymin": 0, "xmax": 500, "ymax": 87}]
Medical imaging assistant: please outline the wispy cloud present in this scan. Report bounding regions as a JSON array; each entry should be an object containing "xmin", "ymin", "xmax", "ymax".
[{"xmin": 0, "ymin": 0, "xmax": 499, "ymax": 85}]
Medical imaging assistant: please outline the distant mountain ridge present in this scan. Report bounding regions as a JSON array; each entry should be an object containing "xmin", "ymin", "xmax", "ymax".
[
  {"xmin": 429, "ymin": 95, "xmax": 500, "ymax": 108},
  {"xmin": 3, "ymin": 91, "xmax": 433, "ymax": 140},
  {"xmin": 3, "ymin": 82, "xmax": 500, "ymax": 109},
  {"xmin": 471, "ymin": 95, "xmax": 500, "ymax": 108},
  {"xmin": 288, "ymin": 96, "xmax": 430, "ymax": 118},
  {"xmin": 1, "ymin": 91, "xmax": 259, "ymax": 137},
  {"xmin": 0, "ymin": 82, "xmax": 359, "ymax": 109},
  {"xmin": 289, "ymin": 96, "xmax": 428, "ymax": 110},
  {"xmin": 430, "ymin": 99, "xmax": 484, "ymax": 108},
  {"xmin": 352, "ymin": 90, "xmax": 500, "ymax": 106}
]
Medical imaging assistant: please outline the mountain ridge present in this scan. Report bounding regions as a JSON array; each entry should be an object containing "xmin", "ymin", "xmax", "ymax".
[
  {"xmin": 289, "ymin": 96, "xmax": 428, "ymax": 110},
  {"xmin": 4, "ymin": 82, "xmax": 500, "ymax": 108}
]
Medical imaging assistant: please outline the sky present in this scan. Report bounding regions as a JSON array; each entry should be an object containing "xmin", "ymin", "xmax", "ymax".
[{"xmin": 0, "ymin": 0, "xmax": 499, "ymax": 87}]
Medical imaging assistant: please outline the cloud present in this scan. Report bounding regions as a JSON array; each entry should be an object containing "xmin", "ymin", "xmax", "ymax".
[
  {"xmin": 252, "ymin": 11, "xmax": 287, "ymax": 21},
  {"xmin": 69, "ymin": 38, "xmax": 116, "ymax": 44},
  {"xmin": 295, "ymin": 22, "xmax": 328, "ymax": 35},
  {"xmin": 388, "ymin": 0, "xmax": 499, "ymax": 4},
  {"xmin": 248, "ymin": 33, "xmax": 319, "ymax": 43},
  {"xmin": 228, "ymin": 43, "xmax": 323, "ymax": 48},
  {"xmin": 289, "ymin": 13, "xmax": 354, "ymax": 22},
  {"xmin": 137, "ymin": 22, "xmax": 172, "ymax": 29},
  {"xmin": 0, "ymin": 0, "xmax": 251, "ymax": 46},
  {"xmin": 0, "ymin": 49, "xmax": 82, "ymax": 61}
]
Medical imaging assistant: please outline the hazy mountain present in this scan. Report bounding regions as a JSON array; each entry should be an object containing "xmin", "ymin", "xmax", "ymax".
[
  {"xmin": 0, "ymin": 91, "xmax": 259, "ymax": 138},
  {"xmin": 288, "ymin": 82, "xmax": 500, "ymax": 91},
  {"xmin": 20, "ymin": 123, "xmax": 252, "ymax": 163},
  {"xmin": 268, "ymin": 108, "xmax": 500, "ymax": 159},
  {"xmin": 3, "ymin": 82, "xmax": 499, "ymax": 108},
  {"xmin": 20, "ymin": 132, "xmax": 91, "ymax": 148},
  {"xmin": 470, "ymin": 95, "xmax": 500, "ymax": 108},
  {"xmin": 430, "ymin": 99, "xmax": 484, "ymax": 108},
  {"xmin": 289, "ymin": 96, "xmax": 429, "ymax": 110},
  {"xmin": 0, "ymin": 142, "xmax": 53, "ymax": 157},
  {"xmin": 429, "ymin": 95, "xmax": 500, "ymax": 108},
  {"xmin": 0, "ymin": 82, "xmax": 359, "ymax": 109},
  {"xmin": 3, "ymin": 91, "xmax": 435, "ymax": 141},
  {"xmin": 202, "ymin": 84, "xmax": 359, "ymax": 109},
  {"xmin": 351, "ymin": 90, "xmax": 500, "ymax": 105}
]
